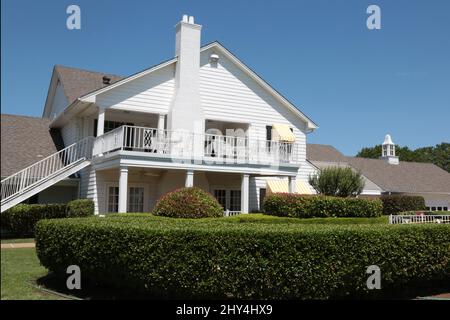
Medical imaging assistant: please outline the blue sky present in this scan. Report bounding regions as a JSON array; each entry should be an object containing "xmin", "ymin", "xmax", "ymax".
[{"xmin": 1, "ymin": 0, "xmax": 449, "ymax": 155}]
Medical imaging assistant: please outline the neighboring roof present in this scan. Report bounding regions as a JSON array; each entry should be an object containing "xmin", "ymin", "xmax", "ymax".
[
  {"xmin": 1, "ymin": 114, "xmax": 63, "ymax": 177},
  {"xmin": 306, "ymin": 144, "xmax": 347, "ymax": 162},
  {"xmin": 306, "ymin": 143, "xmax": 450, "ymax": 194},
  {"xmin": 347, "ymin": 157, "xmax": 450, "ymax": 194},
  {"xmin": 55, "ymin": 41, "xmax": 317, "ymax": 130},
  {"xmin": 55, "ymin": 65, "xmax": 124, "ymax": 104}
]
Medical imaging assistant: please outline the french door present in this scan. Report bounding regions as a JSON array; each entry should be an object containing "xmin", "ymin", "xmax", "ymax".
[{"xmin": 213, "ymin": 189, "xmax": 241, "ymax": 211}]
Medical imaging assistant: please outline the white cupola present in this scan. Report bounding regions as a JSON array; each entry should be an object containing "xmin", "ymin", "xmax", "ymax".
[{"xmin": 381, "ymin": 134, "xmax": 399, "ymax": 165}]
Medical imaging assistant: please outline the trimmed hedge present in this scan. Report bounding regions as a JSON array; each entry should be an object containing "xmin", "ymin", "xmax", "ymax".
[
  {"xmin": 1, "ymin": 199, "xmax": 94, "ymax": 236},
  {"xmin": 264, "ymin": 193, "xmax": 382, "ymax": 218},
  {"xmin": 66, "ymin": 199, "xmax": 95, "ymax": 217},
  {"xmin": 35, "ymin": 216, "xmax": 450, "ymax": 299},
  {"xmin": 153, "ymin": 187, "xmax": 223, "ymax": 218},
  {"xmin": 380, "ymin": 195, "xmax": 426, "ymax": 215}
]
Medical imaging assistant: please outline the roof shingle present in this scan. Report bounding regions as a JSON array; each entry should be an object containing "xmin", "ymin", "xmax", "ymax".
[
  {"xmin": 1, "ymin": 114, "xmax": 63, "ymax": 177},
  {"xmin": 55, "ymin": 65, "xmax": 124, "ymax": 104}
]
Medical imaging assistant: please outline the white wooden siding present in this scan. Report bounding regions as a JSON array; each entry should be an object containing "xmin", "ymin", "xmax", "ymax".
[
  {"xmin": 199, "ymin": 49, "xmax": 308, "ymax": 164},
  {"xmin": 95, "ymin": 65, "xmax": 175, "ymax": 114}
]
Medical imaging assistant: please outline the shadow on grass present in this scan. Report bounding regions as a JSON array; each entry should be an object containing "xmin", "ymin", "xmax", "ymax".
[
  {"xmin": 36, "ymin": 273, "xmax": 449, "ymax": 300},
  {"xmin": 36, "ymin": 273, "xmax": 159, "ymax": 300}
]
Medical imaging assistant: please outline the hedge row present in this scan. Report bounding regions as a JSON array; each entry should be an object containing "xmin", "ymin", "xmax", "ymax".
[
  {"xmin": 1, "ymin": 199, "xmax": 94, "ymax": 236},
  {"xmin": 35, "ymin": 216, "xmax": 450, "ymax": 299},
  {"xmin": 264, "ymin": 193, "xmax": 382, "ymax": 218},
  {"xmin": 380, "ymin": 195, "xmax": 426, "ymax": 215}
]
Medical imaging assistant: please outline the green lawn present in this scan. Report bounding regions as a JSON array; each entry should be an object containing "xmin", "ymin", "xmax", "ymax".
[
  {"xmin": 1, "ymin": 238, "xmax": 35, "ymax": 244},
  {"xmin": 1, "ymin": 248, "xmax": 64, "ymax": 300}
]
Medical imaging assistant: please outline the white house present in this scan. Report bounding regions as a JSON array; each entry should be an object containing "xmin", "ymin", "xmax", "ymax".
[{"xmin": 1, "ymin": 15, "xmax": 318, "ymax": 214}]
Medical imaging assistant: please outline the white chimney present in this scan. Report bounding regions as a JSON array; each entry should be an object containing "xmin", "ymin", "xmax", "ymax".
[
  {"xmin": 168, "ymin": 15, "xmax": 204, "ymax": 134},
  {"xmin": 168, "ymin": 15, "xmax": 204, "ymax": 161},
  {"xmin": 380, "ymin": 134, "xmax": 399, "ymax": 165}
]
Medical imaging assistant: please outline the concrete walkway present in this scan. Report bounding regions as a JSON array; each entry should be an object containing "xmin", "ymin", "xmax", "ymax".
[{"xmin": 1, "ymin": 242, "xmax": 35, "ymax": 249}]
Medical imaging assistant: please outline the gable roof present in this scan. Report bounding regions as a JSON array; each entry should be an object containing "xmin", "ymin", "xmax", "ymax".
[
  {"xmin": 55, "ymin": 65, "xmax": 124, "ymax": 104},
  {"xmin": 306, "ymin": 143, "xmax": 450, "ymax": 194},
  {"xmin": 347, "ymin": 157, "xmax": 450, "ymax": 194},
  {"xmin": 306, "ymin": 144, "xmax": 347, "ymax": 162},
  {"xmin": 53, "ymin": 42, "xmax": 317, "ymax": 130},
  {"xmin": 1, "ymin": 114, "xmax": 63, "ymax": 177}
]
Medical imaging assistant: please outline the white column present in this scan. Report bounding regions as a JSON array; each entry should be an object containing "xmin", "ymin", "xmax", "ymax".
[
  {"xmin": 118, "ymin": 166, "xmax": 128, "ymax": 213},
  {"xmin": 185, "ymin": 170, "xmax": 194, "ymax": 187},
  {"xmin": 289, "ymin": 176, "xmax": 297, "ymax": 193},
  {"xmin": 158, "ymin": 114, "xmax": 165, "ymax": 131},
  {"xmin": 97, "ymin": 107, "xmax": 106, "ymax": 137},
  {"xmin": 241, "ymin": 174, "xmax": 249, "ymax": 214}
]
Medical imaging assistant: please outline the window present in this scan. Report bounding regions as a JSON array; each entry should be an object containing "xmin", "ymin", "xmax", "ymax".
[
  {"xmin": 431, "ymin": 207, "xmax": 436, "ymax": 211},
  {"xmin": 129, "ymin": 187, "xmax": 144, "ymax": 212},
  {"xmin": 229, "ymin": 190, "xmax": 241, "ymax": 211},
  {"xmin": 108, "ymin": 186, "xmax": 119, "ymax": 212},
  {"xmin": 266, "ymin": 125, "xmax": 272, "ymax": 151},
  {"xmin": 437, "ymin": 207, "xmax": 443, "ymax": 211},
  {"xmin": 444, "ymin": 207, "xmax": 448, "ymax": 211},
  {"xmin": 214, "ymin": 190, "xmax": 227, "ymax": 209}
]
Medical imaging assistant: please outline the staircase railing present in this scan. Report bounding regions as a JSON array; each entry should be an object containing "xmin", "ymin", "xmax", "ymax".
[{"xmin": 1, "ymin": 137, "xmax": 94, "ymax": 202}]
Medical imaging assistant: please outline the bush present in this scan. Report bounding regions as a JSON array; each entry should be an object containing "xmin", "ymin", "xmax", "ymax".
[
  {"xmin": 1, "ymin": 199, "xmax": 94, "ymax": 236},
  {"xmin": 380, "ymin": 195, "xmax": 426, "ymax": 215},
  {"xmin": 153, "ymin": 187, "xmax": 223, "ymax": 218},
  {"xmin": 66, "ymin": 199, "xmax": 95, "ymax": 217},
  {"xmin": 309, "ymin": 167, "xmax": 365, "ymax": 197},
  {"xmin": 263, "ymin": 193, "xmax": 382, "ymax": 218},
  {"xmin": 35, "ymin": 216, "xmax": 450, "ymax": 299}
]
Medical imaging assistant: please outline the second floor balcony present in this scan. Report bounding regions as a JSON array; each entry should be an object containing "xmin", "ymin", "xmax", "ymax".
[{"xmin": 92, "ymin": 125, "xmax": 300, "ymax": 167}]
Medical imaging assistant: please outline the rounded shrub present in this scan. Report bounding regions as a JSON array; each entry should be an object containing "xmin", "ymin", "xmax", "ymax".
[{"xmin": 153, "ymin": 187, "xmax": 223, "ymax": 218}]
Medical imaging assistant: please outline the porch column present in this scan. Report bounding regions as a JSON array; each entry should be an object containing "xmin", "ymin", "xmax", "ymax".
[
  {"xmin": 185, "ymin": 170, "xmax": 194, "ymax": 187},
  {"xmin": 158, "ymin": 114, "xmax": 165, "ymax": 131},
  {"xmin": 118, "ymin": 166, "xmax": 128, "ymax": 213},
  {"xmin": 97, "ymin": 107, "xmax": 106, "ymax": 137},
  {"xmin": 241, "ymin": 173, "xmax": 249, "ymax": 214},
  {"xmin": 289, "ymin": 176, "xmax": 297, "ymax": 193}
]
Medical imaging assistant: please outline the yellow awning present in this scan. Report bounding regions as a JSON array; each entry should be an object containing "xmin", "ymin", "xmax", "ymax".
[
  {"xmin": 266, "ymin": 179, "xmax": 312, "ymax": 194},
  {"xmin": 272, "ymin": 123, "xmax": 296, "ymax": 142}
]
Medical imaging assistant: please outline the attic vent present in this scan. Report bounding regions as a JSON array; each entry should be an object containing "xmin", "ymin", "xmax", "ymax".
[{"xmin": 102, "ymin": 76, "xmax": 111, "ymax": 85}]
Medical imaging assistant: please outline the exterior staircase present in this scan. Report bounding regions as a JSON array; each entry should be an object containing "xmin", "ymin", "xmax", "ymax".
[{"xmin": 1, "ymin": 137, "xmax": 94, "ymax": 212}]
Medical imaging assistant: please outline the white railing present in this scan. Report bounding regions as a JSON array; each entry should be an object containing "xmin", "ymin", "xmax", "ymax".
[
  {"xmin": 389, "ymin": 214, "xmax": 450, "ymax": 224},
  {"xmin": 224, "ymin": 210, "xmax": 242, "ymax": 217},
  {"xmin": 92, "ymin": 125, "xmax": 299, "ymax": 165},
  {"xmin": 1, "ymin": 137, "xmax": 94, "ymax": 202}
]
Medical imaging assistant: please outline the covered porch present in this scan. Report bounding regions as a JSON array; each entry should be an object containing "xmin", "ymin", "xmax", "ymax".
[{"xmin": 93, "ymin": 166, "xmax": 298, "ymax": 215}]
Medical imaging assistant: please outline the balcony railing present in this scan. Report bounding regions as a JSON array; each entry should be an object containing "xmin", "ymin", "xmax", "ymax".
[{"xmin": 92, "ymin": 125, "xmax": 299, "ymax": 165}]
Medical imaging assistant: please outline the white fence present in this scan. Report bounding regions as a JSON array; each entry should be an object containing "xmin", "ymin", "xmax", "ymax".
[
  {"xmin": 389, "ymin": 214, "xmax": 450, "ymax": 224},
  {"xmin": 224, "ymin": 210, "xmax": 242, "ymax": 217}
]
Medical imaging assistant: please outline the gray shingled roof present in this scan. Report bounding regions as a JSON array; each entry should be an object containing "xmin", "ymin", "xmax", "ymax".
[
  {"xmin": 1, "ymin": 114, "xmax": 63, "ymax": 177},
  {"xmin": 306, "ymin": 144, "xmax": 450, "ymax": 194},
  {"xmin": 306, "ymin": 143, "xmax": 347, "ymax": 162},
  {"xmin": 55, "ymin": 65, "xmax": 124, "ymax": 104}
]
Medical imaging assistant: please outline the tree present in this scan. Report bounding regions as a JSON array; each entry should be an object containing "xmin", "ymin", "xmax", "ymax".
[
  {"xmin": 356, "ymin": 143, "xmax": 450, "ymax": 173},
  {"xmin": 308, "ymin": 167, "xmax": 365, "ymax": 197}
]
